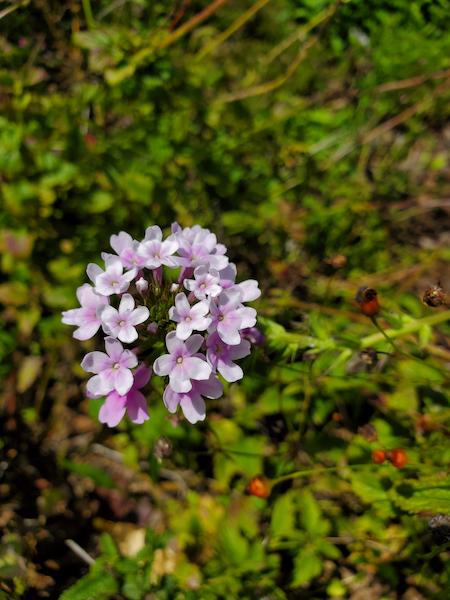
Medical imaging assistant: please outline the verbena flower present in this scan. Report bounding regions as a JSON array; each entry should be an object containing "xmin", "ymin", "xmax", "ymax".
[
  {"xmin": 88, "ymin": 256, "xmax": 136, "ymax": 296},
  {"xmin": 153, "ymin": 332, "xmax": 211, "ymax": 393},
  {"xmin": 62, "ymin": 223, "xmax": 261, "ymax": 426},
  {"xmin": 81, "ymin": 337, "xmax": 138, "ymax": 397},
  {"xmin": 99, "ymin": 364, "xmax": 151, "ymax": 427},
  {"xmin": 168, "ymin": 293, "xmax": 211, "ymax": 340},
  {"xmin": 100, "ymin": 293, "xmax": 149, "ymax": 343},
  {"xmin": 62, "ymin": 284, "xmax": 108, "ymax": 340},
  {"xmin": 184, "ymin": 265, "xmax": 222, "ymax": 300},
  {"xmin": 163, "ymin": 373, "xmax": 223, "ymax": 424}
]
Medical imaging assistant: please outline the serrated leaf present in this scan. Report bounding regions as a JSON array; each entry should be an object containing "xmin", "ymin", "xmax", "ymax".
[{"xmin": 271, "ymin": 492, "xmax": 296, "ymax": 538}]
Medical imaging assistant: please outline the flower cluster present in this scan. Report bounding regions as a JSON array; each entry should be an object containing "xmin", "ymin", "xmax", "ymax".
[{"xmin": 62, "ymin": 224, "xmax": 261, "ymax": 426}]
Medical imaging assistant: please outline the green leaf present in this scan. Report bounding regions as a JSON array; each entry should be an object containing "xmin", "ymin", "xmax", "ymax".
[
  {"xmin": 61, "ymin": 459, "xmax": 115, "ymax": 489},
  {"xmin": 291, "ymin": 549, "xmax": 322, "ymax": 587},
  {"xmin": 271, "ymin": 492, "xmax": 296, "ymax": 538},
  {"xmin": 299, "ymin": 491, "xmax": 324, "ymax": 536},
  {"xmin": 59, "ymin": 568, "xmax": 118, "ymax": 600}
]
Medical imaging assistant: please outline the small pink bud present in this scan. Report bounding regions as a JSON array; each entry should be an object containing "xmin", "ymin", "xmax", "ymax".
[
  {"xmin": 170, "ymin": 283, "xmax": 179, "ymax": 293},
  {"xmin": 147, "ymin": 322, "xmax": 158, "ymax": 334}
]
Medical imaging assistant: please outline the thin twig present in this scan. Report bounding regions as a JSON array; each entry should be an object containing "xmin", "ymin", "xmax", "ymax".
[
  {"xmin": 264, "ymin": 2, "xmax": 337, "ymax": 65},
  {"xmin": 375, "ymin": 68, "xmax": 450, "ymax": 93},
  {"xmin": 219, "ymin": 1, "xmax": 339, "ymax": 103},
  {"xmin": 197, "ymin": 0, "xmax": 271, "ymax": 59},
  {"xmin": 65, "ymin": 539, "xmax": 95, "ymax": 566},
  {"xmin": 160, "ymin": 0, "xmax": 229, "ymax": 49}
]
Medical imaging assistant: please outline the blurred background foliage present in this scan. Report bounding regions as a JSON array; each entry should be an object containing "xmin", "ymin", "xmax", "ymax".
[{"xmin": 1, "ymin": 0, "xmax": 450, "ymax": 598}]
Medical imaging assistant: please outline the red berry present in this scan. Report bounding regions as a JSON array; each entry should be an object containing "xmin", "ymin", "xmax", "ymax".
[
  {"xmin": 390, "ymin": 448, "xmax": 407, "ymax": 469},
  {"xmin": 246, "ymin": 476, "xmax": 271, "ymax": 499},
  {"xmin": 371, "ymin": 449, "xmax": 386, "ymax": 464},
  {"xmin": 356, "ymin": 287, "xmax": 380, "ymax": 317}
]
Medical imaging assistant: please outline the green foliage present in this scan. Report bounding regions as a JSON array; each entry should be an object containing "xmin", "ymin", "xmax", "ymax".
[{"xmin": 1, "ymin": 0, "xmax": 450, "ymax": 598}]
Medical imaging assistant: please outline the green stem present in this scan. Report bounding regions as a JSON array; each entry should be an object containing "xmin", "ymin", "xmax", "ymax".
[
  {"xmin": 271, "ymin": 462, "xmax": 421, "ymax": 488},
  {"xmin": 82, "ymin": 0, "xmax": 95, "ymax": 30},
  {"xmin": 361, "ymin": 310, "xmax": 450, "ymax": 348}
]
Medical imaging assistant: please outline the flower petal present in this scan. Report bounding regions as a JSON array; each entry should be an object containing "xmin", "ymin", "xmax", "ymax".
[
  {"xmin": 86, "ymin": 263, "xmax": 102, "ymax": 283},
  {"xmin": 118, "ymin": 325, "xmax": 138, "ymax": 344},
  {"xmin": 119, "ymin": 293, "xmax": 135, "ymax": 313},
  {"xmin": 86, "ymin": 373, "xmax": 112, "ymax": 397},
  {"xmin": 133, "ymin": 364, "xmax": 151, "ymax": 388},
  {"xmin": 129, "ymin": 306, "xmax": 149, "ymax": 326},
  {"xmin": 99, "ymin": 392, "xmax": 127, "ymax": 427},
  {"xmin": 169, "ymin": 369, "xmax": 192, "ymax": 393},
  {"xmin": 110, "ymin": 231, "xmax": 133, "ymax": 254},
  {"xmin": 165, "ymin": 331, "xmax": 185, "ymax": 354},
  {"xmin": 180, "ymin": 393, "xmax": 206, "ymax": 424},
  {"xmin": 175, "ymin": 293, "xmax": 190, "ymax": 316},
  {"xmin": 113, "ymin": 367, "xmax": 133, "ymax": 396},
  {"xmin": 126, "ymin": 390, "xmax": 149, "ymax": 424},
  {"xmin": 184, "ymin": 356, "xmax": 211, "ymax": 381},
  {"xmin": 105, "ymin": 337, "xmax": 124, "ymax": 361},
  {"xmin": 184, "ymin": 334, "xmax": 204, "ymax": 355},
  {"xmin": 163, "ymin": 385, "xmax": 180, "ymax": 413},
  {"xmin": 74, "ymin": 321, "xmax": 101, "ymax": 341},
  {"xmin": 81, "ymin": 351, "xmax": 110, "ymax": 374},
  {"xmin": 218, "ymin": 359, "xmax": 243, "ymax": 382},
  {"xmin": 153, "ymin": 354, "xmax": 174, "ymax": 376},
  {"xmin": 176, "ymin": 321, "xmax": 193, "ymax": 341}
]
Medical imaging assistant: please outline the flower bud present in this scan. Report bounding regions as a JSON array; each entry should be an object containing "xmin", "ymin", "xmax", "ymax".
[
  {"xmin": 147, "ymin": 322, "xmax": 158, "ymax": 334},
  {"xmin": 136, "ymin": 277, "xmax": 148, "ymax": 294}
]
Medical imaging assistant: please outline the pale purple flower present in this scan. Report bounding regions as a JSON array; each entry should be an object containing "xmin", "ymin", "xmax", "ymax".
[
  {"xmin": 218, "ymin": 263, "xmax": 237, "ymax": 289},
  {"xmin": 175, "ymin": 227, "xmax": 228, "ymax": 271},
  {"xmin": 163, "ymin": 373, "xmax": 223, "ymax": 424},
  {"xmin": 87, "ymin": 256, "xmax": 137, "ymax": 296},
  {"xmin": 100, "ymin": 293, "xmax": 149, "ymax": 343},
  {"xmin": 169, "ymin": 293, "xmax": 211, "ymax": 341},
  {"xmin": 61, "ymin": 284, "xmax": 108, "ymax": 340},
  {"xmin": 153, "ymin": 332, "xmax": 211, "ymax": 393},
  {"xmin": 99, "ymin": 363, "xmax": 151, "ymax": 427},
  {"xmin": 235, "ymin": 279, "xmax": 261, "ymax": 302},
  {"xmin": 107, "ymin": 231, "xmax": 146, "ymax": 270},
  {"xmin": 184, "ymin": 266, "xmax": 222, "ymax": 300},
  {"xmin": 81, "ymin": 337, "xmax": 138, "ymax": 397},
  {"xmin": 138, "ymin": 226, "xmax": 179, "ymax": 269},
  {"xmin": 241, "ymin": 327, "xmax": 265, "ymax": 346},
  {"xmin": 218, "ymin": 263, "xmax": 260, "ymax": 301},
  {"xmin": 208, "ymin": 289, "xmax": 256, "ymax": 345},
  {"xmin": 206, "ymin": 332, "xmax": 250, "ymax": 382}
]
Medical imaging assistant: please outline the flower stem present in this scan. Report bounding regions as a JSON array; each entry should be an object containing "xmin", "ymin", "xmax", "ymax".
[{"xmin": 361, "ymin": 310, "xmax": 450, "ymax": 348}]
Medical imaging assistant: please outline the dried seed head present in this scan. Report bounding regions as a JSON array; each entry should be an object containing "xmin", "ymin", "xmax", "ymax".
[
  {"xmin": 422, "ymin": 284, "xmax": 447, "ymax": 308},
  {"xmin": 154, "ymin": 437, "xmax": 172, "ymax": 459},
  {"xmin": 428, "ymin": 514, "xmax": 450, "ymax": 544},
  {"xmin": 360, "ymin": 348, "xmax": 378, "ymax": 366},
  {"xmin": 359, "ymin": 423, "xmax": 378, "ymax": 442}
]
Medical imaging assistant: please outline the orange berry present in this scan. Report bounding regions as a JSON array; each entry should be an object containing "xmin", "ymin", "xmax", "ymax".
[
  {"xmin": 246, "ymin": 476, "xmax": 271, "ymax": 499},
  {"xmin": 371, "ymin": 449, "xmax": 386, "ymax": 464},
  {"xmin": 390, "ymin": 448, "xmax": 407, "ymax": 469}
]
